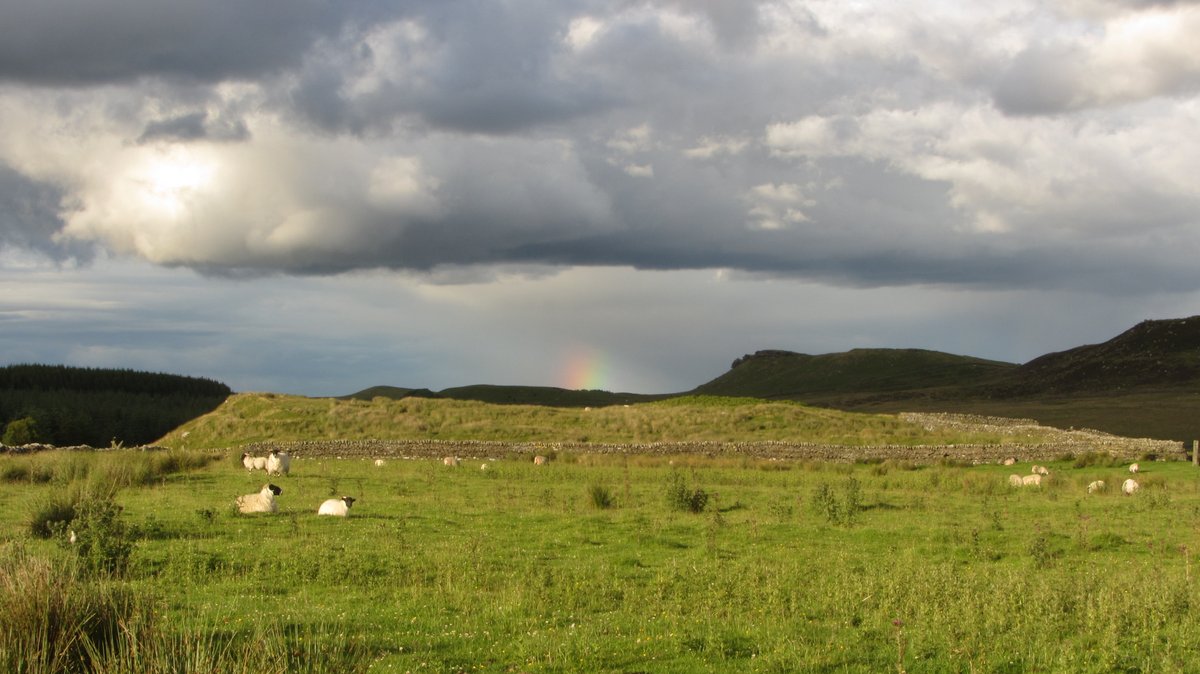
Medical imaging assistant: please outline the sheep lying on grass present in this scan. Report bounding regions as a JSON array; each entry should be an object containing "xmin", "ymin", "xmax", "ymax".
[
  {"xmin": 374, "ymin": 459, "xmax": 385, "ymax": 467},
  {"xmin": 1122, "ymin": 478, "xmax": 1140, "ymax": 496},
  {"xmin": 317, "ymin": 496, "xmax": 356, "ymax": 517},
  {"xmin": 443, "ymin": 456, "xmax": 459, "ymax": 467},
  {"xmin": 236, "ymin": 484, "xmax": 282, "ymax": 514},
  {"xmin": 1087, "ymin": 480, "xmax": 1107, "ymax": 494},
  {"xmin": 266, "ymin": 450, "xmax": 291, "ymax": 476},
  {"xmin": 1129, "ymin": 463, "xmax": 1140, "ymax": 474},
  {"xmin": 1031, "ymin": 465, "xmax": 1050, "ymax": 476},
  {"xmin": 533, "ymin": 455, "xmax": 548, "ymax": 466}
]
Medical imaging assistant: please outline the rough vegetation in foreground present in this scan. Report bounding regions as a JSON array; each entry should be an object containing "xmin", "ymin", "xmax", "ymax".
[{"xmin": 3, "ymin": 448, "xmax": 1200, "ymax": 672}]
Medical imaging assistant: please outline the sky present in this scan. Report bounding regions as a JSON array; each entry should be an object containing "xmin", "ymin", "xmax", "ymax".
[{"xmin": 2, "ymin": 0, "xmax": 1200, "ymax": 396}]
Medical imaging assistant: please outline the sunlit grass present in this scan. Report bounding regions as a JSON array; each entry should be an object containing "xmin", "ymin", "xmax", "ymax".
[{"xmin": 3, "ymin": 448, "xmax": 1198, "ymax": 671}]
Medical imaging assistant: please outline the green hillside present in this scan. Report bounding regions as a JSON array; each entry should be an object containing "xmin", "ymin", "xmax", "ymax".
[{"xmin": 157, "ymin": 392, "xmax": 1072, "ymax": 449}]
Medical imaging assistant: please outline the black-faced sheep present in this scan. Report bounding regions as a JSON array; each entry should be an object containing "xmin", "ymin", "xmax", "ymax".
[
  {"xmin": 266, "ymin": 450, "xmax": 291, "ymax": 476},
  {"xmin": 236, "ymin": 483, "xmax": 282, "ymax": 513},
  {"xmin": 318, "ymin": 496, "xmax": 356, "ymax": 517}
]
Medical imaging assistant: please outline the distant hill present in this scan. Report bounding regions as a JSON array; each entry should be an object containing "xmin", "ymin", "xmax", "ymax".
[
  {"xmin": 340, "ymin": 386, "xmax": 441, "ymax": 401},
  {"xmin": 995, "ymin": 316, "xmax": 1200, "ymax": 396},
  {"xmin": 692, "ymin": 348, "xmax": 1016, "ymax": 399},
  {"xmin": 0, "ymin": 364, "xmax": 231, "ymax": 447},
  {"xmin": 691, "ymin": 317, "xmax": 1200, "ymax": 442},
  {"xmin": 343, "ymin": 383, "xmax": 667, "ymax": 407}
]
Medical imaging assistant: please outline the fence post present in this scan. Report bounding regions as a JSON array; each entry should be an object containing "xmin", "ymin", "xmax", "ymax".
[{"xmin": 1193, "ymin": 440, "xmax": 1198, "ymax": 466}]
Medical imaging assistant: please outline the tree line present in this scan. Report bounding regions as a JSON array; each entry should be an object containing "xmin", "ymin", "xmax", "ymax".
[{"xmin": 0, "ymin": 364, "xmax": 231, "ymax": 447}]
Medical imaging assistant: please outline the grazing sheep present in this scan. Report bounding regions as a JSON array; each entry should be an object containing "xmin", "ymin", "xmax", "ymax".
[
  {"xmin": 1122, "ymin": 478, "xmax": 1140, "ymax": 496},
  {"xmin": 1129, "ymin": 463, "xmax": 1140, "ymax": 474},
  {"xmin": 443, "ymin": 456, "xmax": 460, "ymax": 467},
  {"xmin": 1009, "ymin": 474, "xmax": 1023, "ymax": 487},
  {"xmin": 533, "ymin": 455, "xmax": 548, "ymax": 466},
  {"xmin": 249, "ymin": 455, "xmax": 268, "ymax": 472},
  {"xmin": 236, "ymin": 484, "xmax": 282, "ymax": 514},
  {"xmin": 374, "ymin": 458, "xmax": 386, "ymax": 467},
  {"xmin": 480, "ymin": 463, "xmax": 489, "ymax": 471},
  {"xmin": 317, "ymin": 496, "xmax": 356, "ymax": 517},
  {"xmin": 1087, "ymin": 480, "xmax": 1107, "ymax": 494},
  {"xmin": 242, "ymin": 453, "xmax": 255, "ymax": 471},
  {"xmin": 1032, "ymin": 465, "xmax": 1050, "ymax": 476},
  {"xmin": 1021, "ymin": 474, "xmax": 1043, "ymax": 487},
  {"xmin": 1003, "ymin": 457, "xmax": 1017, "ymax": 466},
  {"xmin": 265, "ymin": 450, "xmax": 291, "ymax": 476}
]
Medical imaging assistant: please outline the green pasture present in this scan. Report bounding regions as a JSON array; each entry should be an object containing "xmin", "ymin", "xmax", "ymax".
[{"xmin": 3, "ymin": 448, "xmax": 1200, "ymax": 672}]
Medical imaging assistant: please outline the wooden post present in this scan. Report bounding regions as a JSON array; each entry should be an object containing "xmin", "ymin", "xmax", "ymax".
[{"xmin": 1193, "ymin": 440, "xmax": 1198, "ymax": 466}]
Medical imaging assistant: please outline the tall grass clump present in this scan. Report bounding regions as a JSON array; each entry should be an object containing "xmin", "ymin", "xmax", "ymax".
[
  {"xmin": 0, "ymin": 544, "xmax": 148, "ymax": 673},
  {"xmin": 0, "ymin": 544, "xmax": 373, "ymax": 674},
  {"xmin": 589, "ymin": 484, "xmax": 615, "ymax": 509}
]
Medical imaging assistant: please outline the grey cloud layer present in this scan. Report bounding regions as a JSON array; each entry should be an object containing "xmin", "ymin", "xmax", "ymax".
[{"xmin": 1, "ymin": 1, "xmax": 1198, "ymax": 294}]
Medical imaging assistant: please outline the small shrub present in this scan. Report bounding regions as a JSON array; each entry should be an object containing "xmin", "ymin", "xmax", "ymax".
[
  {"xmin": 811, "ymin": 478, "xmax": 863, "ymax": 526},
  {"xmin": 2, "ymin": 416, "xmax": 40, "ymax": 445},
  {"xmin": 589, "ymin": 484, "xmax": 615, "ymax": 509},
  {"xmin": 67, "ymin": 495, "xmax": 135, "ymax": 577},
  {"xmin": 811, "ymin": 482, "xmax": 840, "ymax": 524},
  {"xmin": 666, "ymin": 471, "xmax": 709, "ymax": 513}
]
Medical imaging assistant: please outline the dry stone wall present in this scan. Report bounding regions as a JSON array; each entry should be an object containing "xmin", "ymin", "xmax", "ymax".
[{"xmin": 245, "ymin": 436, "xmax": 1183, "ymax": 464}]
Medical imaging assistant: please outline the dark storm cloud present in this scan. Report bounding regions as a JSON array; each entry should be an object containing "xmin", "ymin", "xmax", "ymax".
[
  {"xmin": 138, "ymin": 111, "xmax": 249, "ymax": 143},
  {"xmin": 0, "ymin": 0, "xmax": 359, "ymax": 85},
  {"xmin": 0, "ymin": 164, "xmax": 91, "ymax": 262}
]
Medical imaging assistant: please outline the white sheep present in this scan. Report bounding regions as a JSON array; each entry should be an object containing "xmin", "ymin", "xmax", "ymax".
[
  {"xmin": 242, "ymin": 452, "xmax": 255, "ymax": 471},
  {"xmin": 1122, "ymin": 478, "xmax": 1140, "ymax": 495},
  {"xmin": 480, "ymin": 463, "xmax": 489, "ymax": 471},
  {"xmin": 1031, "ymin": 465, "xmax": 1050, "ymax": 476},
  {"xmin": 1003, "ymin": 457, "xmax": 1017, "ymax": 466},
  {"xmin": 1021, "ymin": 474, "xmax": 1043, "ymax": 487},
  {"xmin": 443, "ymin": 456, "xmax": 460, "ymax": 467},
  {"xmin": 236, "ymin": 483, "xmax": 282, "ymax": 514},
  {"xmin": 266, "ymin": 450, "xmax": 291, "ymax": 476},
  {"xmin": 317, "ymin": 496, "xmax": 356, "ymax": 517},
  {"xmin": 1087, "ymin": 480, "xmax": 1106, "ymax": 494},
  {"xmin": 533, "ymin": 455, "xmax": 548, "ymax": 466},
  {"xmin": 374, "ymin": 458, "xmax": 386, "ymax": 467},
  {"xmin": 1008, "ymin": 474, "xmax": 1023, "ymax": 487},
  {"xmin": 1129, "ymin": 463, "xmax": 1140, "ymax": 474}
]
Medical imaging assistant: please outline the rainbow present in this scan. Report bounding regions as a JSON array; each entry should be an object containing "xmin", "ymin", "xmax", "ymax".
[{"xmin": 562, "ymin": 348, "xmax": 609, "ymax": 391}]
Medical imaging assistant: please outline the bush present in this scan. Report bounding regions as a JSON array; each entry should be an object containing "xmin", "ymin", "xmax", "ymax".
[
  {"xmin": 666, "ymin": 470, "xmax": 710, "ymax": 513},
  {"xmin": 2, "ymin": 416, "xmax": 40, "ymax": 445},
  {"xmin": 68, "ymin": 495, "xmax": 135, "ymax": 577},
  {"xmin": 811, "ymin": 478, "xmax": 863, "ymax": 526}
]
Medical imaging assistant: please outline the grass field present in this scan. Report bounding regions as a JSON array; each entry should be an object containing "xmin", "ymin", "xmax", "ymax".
[{"xmin": 4, "ymin": 447, "xmax": 1200, "ymax": 673}]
